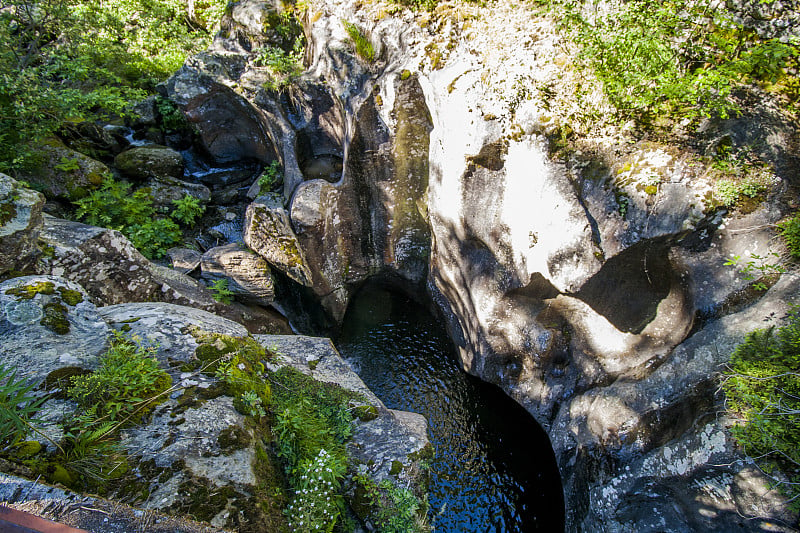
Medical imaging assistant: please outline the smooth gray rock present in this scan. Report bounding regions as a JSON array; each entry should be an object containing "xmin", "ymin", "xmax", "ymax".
[
  {"xmin": 167, "ymin": 247, "xmax": 203, "ymax": 274},
  {"xmin": 98, "ymin": 302, "xmax": 248, "ymax": 363},
  {"xmin": 0, "ymin": 275, "xmax": 109, "ymax": 381}
]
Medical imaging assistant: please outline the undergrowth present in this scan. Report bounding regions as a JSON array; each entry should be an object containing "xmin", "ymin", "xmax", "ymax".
[{"xmin": 723, "ymin": 307, "xmax": 800, "ymax": 510}]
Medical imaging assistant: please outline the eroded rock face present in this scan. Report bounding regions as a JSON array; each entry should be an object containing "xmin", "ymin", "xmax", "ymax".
[
  {"xmin": 244, "ymin": 193, "xmax": 313, "ymax": 286},
  {"xmin": 162, "ymin": 0, "xmax": 799, "ymax": 529},
  {"xmin": 0, "ymin": 174, "xmax": 44, "ymax": 277}
]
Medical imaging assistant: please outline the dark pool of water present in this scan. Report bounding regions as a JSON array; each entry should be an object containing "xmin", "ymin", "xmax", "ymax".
[{"xmin": 336, "ymin": 286, "xmax": 564, "ymax": 532}]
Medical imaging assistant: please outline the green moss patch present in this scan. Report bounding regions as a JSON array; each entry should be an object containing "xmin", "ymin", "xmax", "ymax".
[
  {"xmin": 57, "ymin": 286, "xmax": 84, "ymax": 306},
  {"xmin": 41, "ymin": 301, "xmax": 69, "ymax": 334},
  {"xmin": 5, "ymin": 281, "xmax": 56, "ymax": 299},
  {"xmin": 0, "ymin": 201, "xmax": 17, "ymax": 225}
]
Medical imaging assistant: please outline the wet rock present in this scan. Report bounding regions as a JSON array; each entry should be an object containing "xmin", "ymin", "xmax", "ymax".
[
  {"xmin": 0, "ymin": 275, "xmax": 109, "ymax": 381},
  {"xmin": 244, "ymin": 193, "xmax": 313, "ymax": 286},
  {"xmin": 115, "ymin": 145, "xmax": 184, "ymax": 181},
  {"xmin": 16, "ymin": 137, "xmax": 109, "ymax": 201},
  {"xmin": 0, "ymin": 174, "xmax": 44, "ymax": 277},
  {"xmin": 166, "ymin": 67, "xmax": 274, "ymax": 165},
  {"xmin": 200, "ymin": 243, "xmax": 275, "ymax": 306},
  {"xmin": 131, "ymin": 95, "xmax": 159, "ymax": 127}
]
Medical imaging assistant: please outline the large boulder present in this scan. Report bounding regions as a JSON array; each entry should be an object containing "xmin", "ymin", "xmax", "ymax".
[
  {"xmin": 17, "ymin": 137, "xmax": 109, "ymax": 201},
  {"xmin": 114, "ymin": 145, "xmax": 184, "ymax": 181},
  {"xmin": 200, "ymin": 243, "xmax": 275, "ymax": 307},
  {"xmin": 39, "ymin": 216, "xmax": 292, "ymax": 334},
  {"xmin": 0, "ymin": 275, "xmax": 109, "ymax": 381},
  {"xmin": 244, "ymin": 193, "xmax": 313, "ymax": 286},
  {"xmin": 0, "ymin": 174, "xmax": 45, "ymax": 277}
]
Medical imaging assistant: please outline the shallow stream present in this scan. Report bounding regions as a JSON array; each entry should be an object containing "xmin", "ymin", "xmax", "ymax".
[{"xmin": 336, "ymin": 285, "xmax": 564, "ymax": 532}]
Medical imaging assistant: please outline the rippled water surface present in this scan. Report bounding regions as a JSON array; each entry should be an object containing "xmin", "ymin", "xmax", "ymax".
[{"xmin": 336, "ymin": 286, "xmax": 564, "ymax": 532}]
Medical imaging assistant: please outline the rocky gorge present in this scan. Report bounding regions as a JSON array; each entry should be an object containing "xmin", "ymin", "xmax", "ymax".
[{"xmin": 2, "ymin": 0, "xmax": 800, "ymax": 531}]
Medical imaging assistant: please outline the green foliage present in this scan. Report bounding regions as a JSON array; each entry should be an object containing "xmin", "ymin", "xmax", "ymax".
[
  {"xmin": 209, "ymin": 278, "xmax": 235, "ymax": 304},
  {"xmin": 171, "ymin": 194, "xmax": 206, "ymax": 226},
  {"xmin": 723, "ymin": 308, "xmax": 800, "ymax": 508},
  {"xmin": 258, "ymin": 161, "xmax": 282, "ymax": 192},
  {"xmin": 54, "ymin": 157, "xmax": 81, "ymax": 172},
  {"xmin": 711, "ymin": 176, "xmax": 767, "ymax": 208},
  {"xmin": 257, "ymin": 9, "xmax": 305, "ymax": 91},
  {"xmin": 0, "ymin": 364, "xmax": 46, "ymax": 450},
  {"xmin": 553, "ymin": 0, "xmax": 800, "ymax": 124},
  {"xmin": 0, "ymin": 0, "xmax": 226, "ymax": 172},
  {"xmin": 724, "ymin": 253, "xmax": 786, "ymax": 291},
  {"xmin": 68, "ymin": 331, "xmax": 171, "ymax": 424},
  {"xmin": 353, "ymin": 474, "xmax": 428, "ymax": 533},
  {"xmin": 155, "ymin": 96, "xmax": 188, "ymax": 132},
  {"xmin": 343, "ymin": 22, "xmax": 376, "ymax": 63},
  {"xmin": 269, "ymin": 366, "xmax": 367, "ymax": 531},
  {"xmin": 73, "ymin": 176, "xmax": 182, "ymax": 258},
  {"xmin": 778, "ymin": 213, "xmax": 800, "ymax": 259}
]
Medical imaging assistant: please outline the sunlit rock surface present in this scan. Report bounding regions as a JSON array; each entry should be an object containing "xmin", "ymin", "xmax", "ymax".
[
  {"xmin": 0, "ymin": 174, "xmax": 44, "ymax": 277},
  {"xmin": 161, "ymin": 0, "xmax": 800, "ymax": 529}
]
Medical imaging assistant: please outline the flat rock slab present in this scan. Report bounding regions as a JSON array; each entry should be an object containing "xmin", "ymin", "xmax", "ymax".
[
  {"xmin": 98, "ymin": 302, "xmax": 248, "ymax": 363},
  {"xmin": 0, "ymin": 275, "xmax": 109, "ymax": 381}
]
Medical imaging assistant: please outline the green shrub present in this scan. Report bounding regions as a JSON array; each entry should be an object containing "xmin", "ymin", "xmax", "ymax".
[
  {"xmin": 0, "ymin": 0, "xmax": 227, "ymax": 172},
  {"xmin": 171, "ymin": 194, "xmax": 206, "ymax": 226},
  {"xmin": 269, "ymin": 367, "xmax": 367, "ymax": 531},
  {"xmin": 353, "ymin": 474, "xmax": 428, "ymax": 533},
  {"xmin": 258, "ymin": 161, "xmax": 282, "ymax": 192},
  {"xmin": 778, "ymin": 213, "xmax": 800, "ymax": 258},
  {"xmin": 343, "ymin": 22, "xmax": 375, "ymax": 62},
  {"xmin": 74, "ymin": 177, "xmax": 182, "ymax": 258},
  {"xmin": 68, "ymin": 331, "xmax": 171, "ymax": 424},
  {"xmin": 554, "ymin": 0, "xmax": 799, "ymax": 124},
  {"xmin": 155, "ymin": 96, "xmax": 188, "ymax": 132},
  {"xmin": 723, "ymin": 308, "xmax": 800, "ymax": 508}
]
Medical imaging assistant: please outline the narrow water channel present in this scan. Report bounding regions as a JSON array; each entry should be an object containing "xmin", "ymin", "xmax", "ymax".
[{"xmin": 336, "ymin": 284, "xmax": 564, "ymax": 532}]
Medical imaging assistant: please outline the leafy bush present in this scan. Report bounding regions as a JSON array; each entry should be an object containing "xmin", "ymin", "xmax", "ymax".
[
  {"xmin": 155, "ymin": 96, "xmax": 188, "ymax": 132},
  {"xmin": 171, "ymin": 194, "xmax": 206, "ymax": 226},
  {"xmin": 68, "ymin": 331, "xmax": 171, "ymax": 423},
  {"xmin": 258, "ymin": 161, "xmax": 282, "ymax": 192},
  {"xmin": 343, "ymin": 22, "xmax": 375, "ymax": 62},
  {"xmin": 723, "ymin": 308, "xmax": 800, "ymax": 508},
  {"xmin": 553, "ymin": 0, "xmax": 799, "ymax": 123},
  {"xmin": 269, "ymin": 367, "xmax": 366, "ymax": 531},
  {"xmin": 778, "ymin": 213, "xmax": 800, "ymax": 259},
  {"xmin": 0, "ymin": 364, "xmax": 45, "ymax": 451},
  {"xmin": 353, "ymin": 474, "xmax": 428, "ymax": 533},
  {"xmin": 0, "ymin": 0, "xmax": 226, "ymax": 172},
  {"xmin": 74, "ymin": 176, "xmax": 182, "ymax": 258}
]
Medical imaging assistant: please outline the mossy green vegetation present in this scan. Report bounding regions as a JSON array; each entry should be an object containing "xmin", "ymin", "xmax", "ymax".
[
  {"xmin": 351, "ymin": 473, "xmax": 428, "ymax": 532},
  {"xmin": 69, "ymin": 331, "xmax": 172, "ymax": 423},
  {"xmin": 723, "ymin": 307, "xmax": 800, "ymax": 509},
  {"xmin": 343, "ymin": 22, "xmax": 376, "ymax": 63},
  {"xmin": 778, "ymin": 213, "xmax": 800, "ymax": 259},
  {"xmin": 5, "ymin": 281, "xmax": 85, "ymax": 334}
]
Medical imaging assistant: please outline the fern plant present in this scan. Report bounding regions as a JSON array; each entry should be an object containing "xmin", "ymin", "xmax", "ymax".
[{"xmin": 0, "ymin": 364, "xmax": 45, "ymax": 451}]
